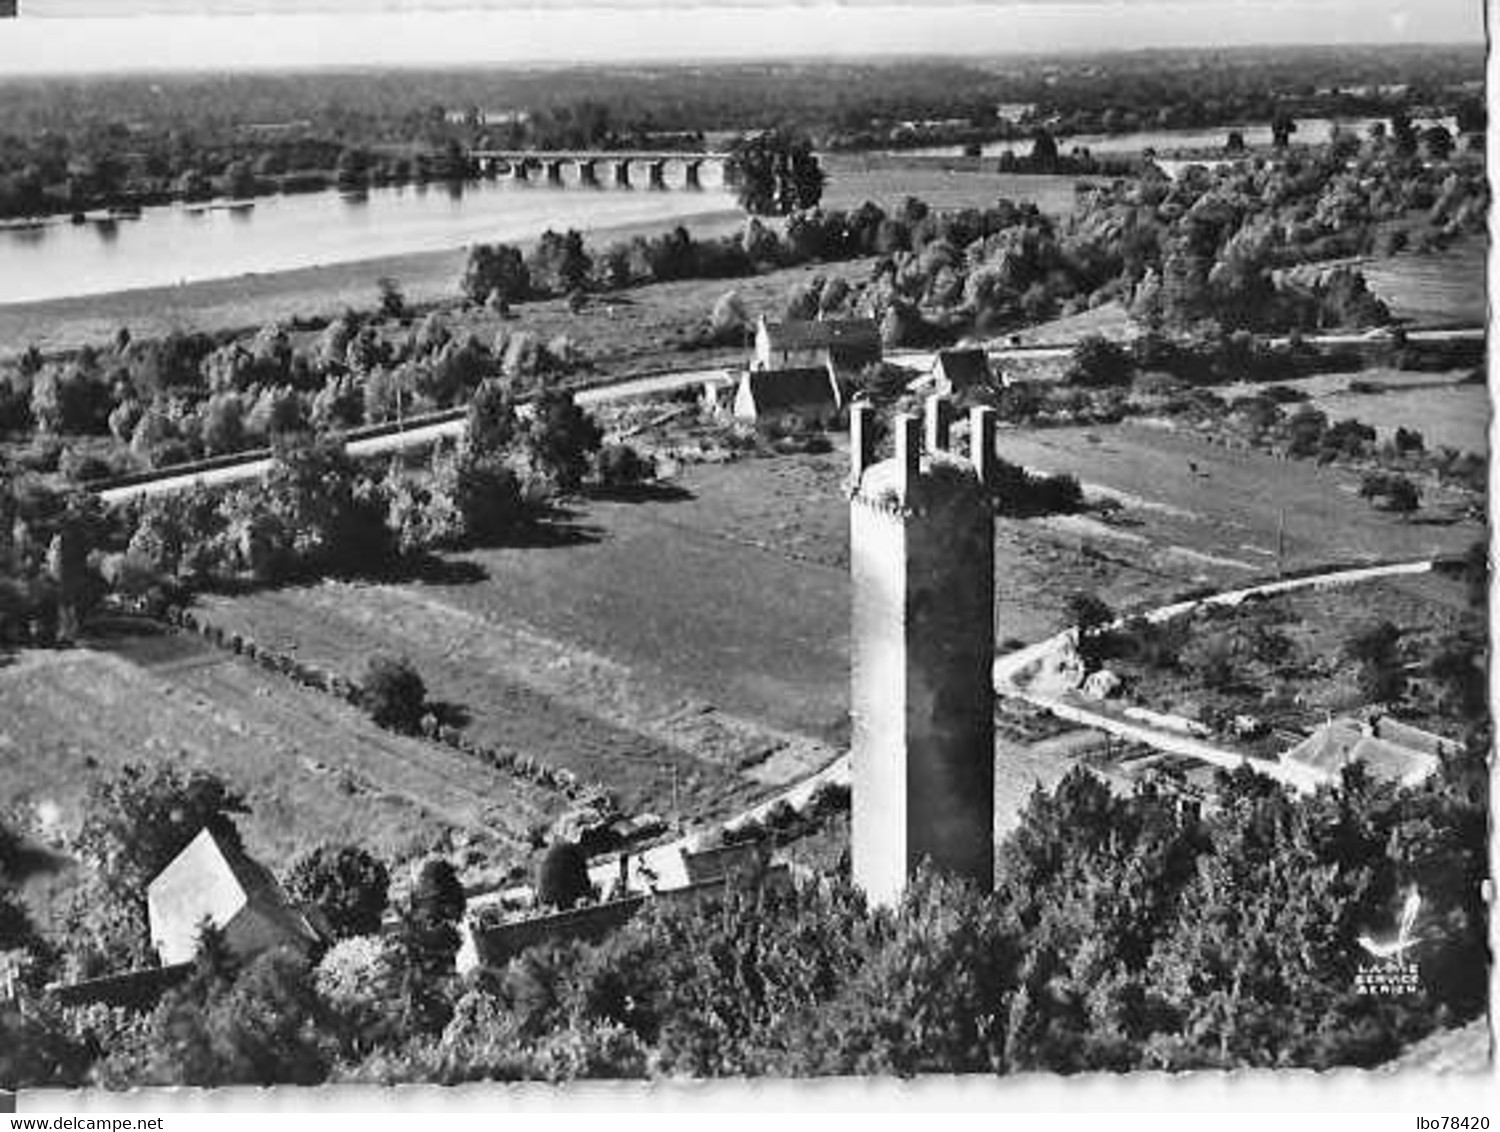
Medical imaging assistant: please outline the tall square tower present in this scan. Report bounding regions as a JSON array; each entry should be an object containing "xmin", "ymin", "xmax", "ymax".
[{"xmin": 848, "ymin": 398, "xmax": 996, "ymax": 907}]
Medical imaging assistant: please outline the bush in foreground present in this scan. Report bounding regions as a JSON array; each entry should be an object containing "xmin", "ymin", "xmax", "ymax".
[
  {"xmin": 284, "ymin": 844, "xmax": 391, "ymax": 942},
  {"xmin": 360, "ymin": 654, "xmax": 428, "ymax": 733},
  {"xmin": 538, "ymin": 842, "xmax": 592, "ymax": 911}
]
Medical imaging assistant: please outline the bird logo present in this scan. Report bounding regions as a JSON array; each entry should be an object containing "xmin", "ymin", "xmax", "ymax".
[{"xmin": 1358, "ymin": 887, "xmax": 1424, "ymax": 966}]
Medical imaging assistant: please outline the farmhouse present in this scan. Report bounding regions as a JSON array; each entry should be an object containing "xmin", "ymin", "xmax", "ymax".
[
  {"xmin": 147, "ymin": 826, "xmax": 319, "ymax": 966},
  {"xmin": 1279, "ymin": 715, "xmax": 1442, "ymax": 787},
  {"xmin": 734, "ymin": 365, "xmax": 842, "ymax": 428},
  {"xmin": 752, "ymin": 315, "xmax": 881, "ymax": 379}
]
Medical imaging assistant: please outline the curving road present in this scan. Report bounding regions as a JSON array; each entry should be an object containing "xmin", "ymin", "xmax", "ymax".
[
  {"xmin": 990, "ymin": 557, "xmax": 1440, "ymax": 795},
  {"xmin": 97, "ymin": 364, "xmax": 742, "ymax": 506},
  {"xmin": 94, "ymin": 321, "xmax": 1483, "ymax": 507}
]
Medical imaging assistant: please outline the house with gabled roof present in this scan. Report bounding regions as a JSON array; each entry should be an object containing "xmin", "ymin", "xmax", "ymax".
[
  {"xmin": 734, "ymin": 365, "xmax": 842, "ymax": 429},
  {"xmin": 753, "ymin": 316, "xmax": 881, "ymax": 378},
  {"xmin": 1279, "ymin": 716, "xmax": 1440, "ymax": 788},
  {"xmin": 147, "ymin": 826, "xmax": 319, "ymax": 966}
]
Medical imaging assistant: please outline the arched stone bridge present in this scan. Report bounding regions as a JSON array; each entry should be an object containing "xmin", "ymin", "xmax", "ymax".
[{"xmin": 472, "ymin": 150, "xmax": 733, "ymax": 190}]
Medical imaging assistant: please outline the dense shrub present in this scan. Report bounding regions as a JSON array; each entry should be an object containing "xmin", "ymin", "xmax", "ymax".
[
  {"xmin": 1066, "ymin": 335, "xmax": 1133, "ymax": 388},
  {"xmin": 360, "ymin": 654, "xmax": 428, "ymax": 733},
  {"xmin": 538, "ymin": 842, "xmax": 592, "ymax": 911},
  {"xmin": 283, "ymin": 845, "xmax": 391, "ymax": 942},
  {"xmin": 594, "ymin": 444, "xmax": 654, "ymax": 489},
  {"xmin": 987, "ymin": 456, "xmax": 1085, "ymax": 517}
]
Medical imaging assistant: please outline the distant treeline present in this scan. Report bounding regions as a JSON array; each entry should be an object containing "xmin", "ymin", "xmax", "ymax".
[{"xmin": 0, "ymin": 44, "xmax": 1483, "ymax": 218}]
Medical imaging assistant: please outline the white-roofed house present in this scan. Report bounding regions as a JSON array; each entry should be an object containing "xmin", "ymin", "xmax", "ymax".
[{"xmin": 147, "ymin": 826, "xmax": 319, "ymax": 966}]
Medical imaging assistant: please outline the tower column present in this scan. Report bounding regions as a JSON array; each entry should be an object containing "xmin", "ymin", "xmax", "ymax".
[
  {"xmin": 850, "ymin": 398, "xmax": 995, "ymax": 907},
  {"xmin": 925, "ymin": 393, "xmax": 952, "ymax": 453},
  {"xmin": 850, "ymin": 401, "xmax": 875, "ymax": 482},
  {"xmin": 969, "ymin": 405, "xmax": 996, "ymax": 489}
]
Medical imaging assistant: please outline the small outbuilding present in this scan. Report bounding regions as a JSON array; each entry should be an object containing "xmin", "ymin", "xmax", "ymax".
[
  {"xmin": 147, "ymin": 826, "xmax": 319, "ymax": 966},
  {"xmin": 734, "ymin": 365, "xmax": 842, "ymax": 429},
  {"xmin": 927, "ymin": 347, "xmax": 995, "ymax": 394}
]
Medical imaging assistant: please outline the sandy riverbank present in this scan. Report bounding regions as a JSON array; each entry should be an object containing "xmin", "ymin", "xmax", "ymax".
[{"xmin": 0, "ymin": 206, "xmax": 749, "ymax": 359}]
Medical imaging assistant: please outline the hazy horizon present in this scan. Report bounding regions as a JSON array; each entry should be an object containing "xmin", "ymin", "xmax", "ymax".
[{"xmin": 0, "ymin": 1, "xmax": 1485, "ymax": 77}]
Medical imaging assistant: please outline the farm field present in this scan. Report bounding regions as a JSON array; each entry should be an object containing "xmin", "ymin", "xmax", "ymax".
[
  {"xmin": 193, "ymin": 479, "xmax": 856, "ymax": 823},
  {"xmin": 0, "ymin": 631, "xmax": 556, "ymax": 897},
  {"xmin": 645, "ymin": 451, "xmax": 1241, "ymax": 644},
  {"xmin": 1362, "ymin": 235, "xmax": 1488, "ymax": 328},
  {"xmin": 195, "ymin": 447, "xmax": 1131, "ymax": 825},
  {"xmin": 1218, "ymin": 369, "xmax": 1489, "ymax": 456},
  {"xmin": 994, "ymin": 421, "xmax": 1484, "ymax": 587},
  {"xmin": 1010, "ymin": 300, "xmax": 1134, "ymax": 345},
  {"xmin": 186, "ymin": 414, "xmax": 1475, "ymax": 830},
  {"xmin": 820, "ymin": 159, "xmax": 1082, "ymax": 217}
]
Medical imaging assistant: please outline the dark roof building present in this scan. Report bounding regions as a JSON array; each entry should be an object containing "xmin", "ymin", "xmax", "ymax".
[
  {"xmin": 929, "ymin": 348, "xmax": 994, "ymax": 392},
  {"xmin": 734, "ymin": 365, "xmax": 841, "ymax": 426},
  {"xmin": 680, "ymin": 842, "xmax": 768, "ymax": 886}
]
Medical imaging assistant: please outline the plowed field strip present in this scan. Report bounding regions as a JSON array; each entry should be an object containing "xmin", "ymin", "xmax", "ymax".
[{"xmin": 0, "ymin": 649, "xmax": 554, "ymax": 872}]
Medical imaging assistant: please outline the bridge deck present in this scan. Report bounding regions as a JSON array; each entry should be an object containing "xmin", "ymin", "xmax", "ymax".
[{"xmin": 473, "ymin": 151, "xmax": 727, "ymax": 162}]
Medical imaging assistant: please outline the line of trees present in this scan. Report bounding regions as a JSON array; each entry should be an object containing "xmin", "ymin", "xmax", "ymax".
[
  {"xmin": 0, "ymin": 300, "xmax": 588, "ymax": 485},
  {"xmin": 0, "ymin": 377, "xmax": 618, "ymax": 643}
]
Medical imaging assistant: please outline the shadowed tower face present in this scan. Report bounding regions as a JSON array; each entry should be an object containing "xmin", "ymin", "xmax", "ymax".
[{"xmin": 848, "ymin": 398, "xmax": 996, "ymax": 907}]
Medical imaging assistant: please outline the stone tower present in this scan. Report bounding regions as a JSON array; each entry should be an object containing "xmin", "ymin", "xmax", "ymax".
[{"xmin": 848, "ymin": 396, "xmax": 996, "ymax": 907}]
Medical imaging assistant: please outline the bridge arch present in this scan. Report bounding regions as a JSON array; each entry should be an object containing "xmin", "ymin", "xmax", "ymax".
[{"xmin": 471, "ymin": 150, "xmax": 730, "ymax": 191}]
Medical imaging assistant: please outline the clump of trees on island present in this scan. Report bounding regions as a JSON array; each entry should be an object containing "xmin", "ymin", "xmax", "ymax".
[{"xmin": 723, "ymin": 129, "xmax": 825, "ymax": 216}]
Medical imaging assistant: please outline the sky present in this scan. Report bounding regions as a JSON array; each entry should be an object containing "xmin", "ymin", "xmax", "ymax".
[{"xmin": 0, "ymin": 0, "xmax": 1485, "ymax": 74}]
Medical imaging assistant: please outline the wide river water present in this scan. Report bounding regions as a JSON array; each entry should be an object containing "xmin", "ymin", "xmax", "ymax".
[
  {"xmin": 0, "ymin": 167, "xmax": 1082, "ymax": 307},
  {"xmin": 0, "ymin": 180, "xmax": 745, "ymax": 306}
]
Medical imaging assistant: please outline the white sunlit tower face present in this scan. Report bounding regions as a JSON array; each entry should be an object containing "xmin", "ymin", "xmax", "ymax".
[{"xmin": 848, "ymin": 396, "xmax": 996, "ymax": 908}]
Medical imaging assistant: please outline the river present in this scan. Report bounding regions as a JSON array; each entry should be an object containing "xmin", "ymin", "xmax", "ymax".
[
  {"xmin": 0, "ymin": 164, "xmax": 1083, "ymax": 308},
  {"xmin": 0, "ymin": 179, "xmax": 747, "ymax": 306}
]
